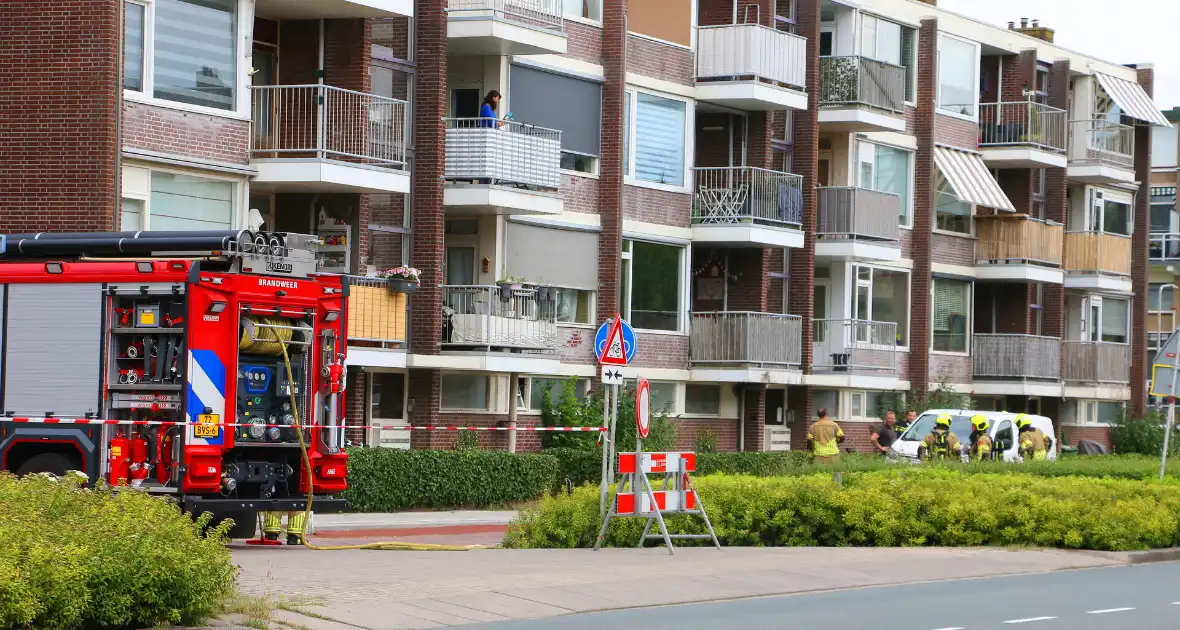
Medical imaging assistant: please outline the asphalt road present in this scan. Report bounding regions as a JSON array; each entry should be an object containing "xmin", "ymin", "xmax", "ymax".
[{"xmin": 471, "ymin": 561, "xmax": 1180, "ymax": 630}]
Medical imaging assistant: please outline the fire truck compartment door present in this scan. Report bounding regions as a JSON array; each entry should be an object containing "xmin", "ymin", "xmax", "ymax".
[{"xmin": 3, "ymin": 283, "xmax": 103, "ymax": 417}]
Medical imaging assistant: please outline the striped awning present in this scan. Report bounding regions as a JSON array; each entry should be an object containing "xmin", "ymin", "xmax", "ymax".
[
  {"xmin": 1094, "ymin": 72, "xmax": 1172, "ymax": 127},
  {"xmin": 933, "ymin": 146, "xmax": 1016, "ymax": 212}
]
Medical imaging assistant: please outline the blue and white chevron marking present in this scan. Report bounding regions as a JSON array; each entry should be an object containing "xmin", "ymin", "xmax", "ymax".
[{"xmin": 187, "ymin": 349, "xmax": 227, "ymax": 446}]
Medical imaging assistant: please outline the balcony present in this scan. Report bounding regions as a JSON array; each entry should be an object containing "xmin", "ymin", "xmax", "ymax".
[
  {"xmin": 255, "ymin": 0, "xmax": 412, "ymax": 18},
  {"xmin": 345, "ymin": 275, "xmax": 409, "ymax": 368},
  {"xmin": 443, "ymin": 118, "xmax": 562, "ymax": 216},
  {"xmin": 689, "ymin": 312, "xmax": 802, "ymax": 383},
  {"xmin": 815, "ymin": 187, "xmax": 901, "ymax": 261},
  {"xmin": 1063, "ymin": 341, "xmax": 1131, "ymax": 385},
  {"xmin": 447, "ymin": 0, "xmax": 566, "ymax": 56},
  {"xmin": 695, "ymin": 24, "xmax": 808, "ymax": 111},
  {"xmin": 812, "ymin": 320, "xmax": 899, "ymax": 376},
  {"xmin": 975, "ymin": 215, "xmax": 1064, "ymax": 284},
  {"xmin": 250, "ymin": 85, "xmax": 409, "ymax": 194},
  {"xmin": 1150, "ymin": 233, "xmax": 1180, "ymax": 262},
  {"xmin": 972, "ymin": 335, "xmax": 1061, "ymax": 396},
  {"xmin": 817, "ymin": 56, "xmax": 906, "ymax": 132},
  {"xmin": 1066, "ymin": 119, "xmax": 1136, "ymax": 184},
  {"xmin": 441, "ymin": 285, "xmax": 557, "ymax": 352},
  {"xmin": 691, "ymin": 167, "xmax": 804, "ymax": 248},
  {"xmin": 1063, "ymin": 231, "xmax": 1132, "ymax": 292},
  {"xmin": 978, "ymin": 102, "xmax": 1068, "ymax": 169}
]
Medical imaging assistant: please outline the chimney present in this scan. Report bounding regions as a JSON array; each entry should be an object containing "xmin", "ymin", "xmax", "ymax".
[{"xmin": 1013, "ymin": 17, "xmax": 1055, "ymax": 42}]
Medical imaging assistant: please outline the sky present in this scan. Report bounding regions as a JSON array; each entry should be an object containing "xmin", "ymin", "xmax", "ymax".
[{"xmin": 938, "ymin": 0, "xmax": 1180, "ymax": 109}]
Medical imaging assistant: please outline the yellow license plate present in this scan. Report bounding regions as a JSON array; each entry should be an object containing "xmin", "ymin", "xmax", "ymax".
[{"xmin": 195, "ymin": 414, "xmax": 220, "ymax": 438}]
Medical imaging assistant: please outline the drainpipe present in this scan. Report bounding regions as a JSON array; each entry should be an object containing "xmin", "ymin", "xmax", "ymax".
[
  {"xmin": 508, "ymin": 373, "xmax": 519, "ymax": 453},
  {"xmin": 316, "ymin": 19, "xmax": 326, "ymax": 160},
  {"xmin": 739, "ymin": 386, "xmax": 746, "ymax": 451}
]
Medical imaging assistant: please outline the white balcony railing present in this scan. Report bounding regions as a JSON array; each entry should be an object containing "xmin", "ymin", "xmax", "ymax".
[
  {"xmin": 690, "ymin": 312, "xmax": 802, "ymax": 367},
  {"xmin": 818, "ymin": 56, "xmax": 905, "ymax": 113},
  {"xmin": 441, "ymin": 284, "xmax": 557, "ymax": 352},
  {"xmin": 692, "ymin": 167, "xmax": 804, "ymax": 226},
  {"xmin": 978, "ymin": 102, "xmax": 1067, "ymax": 153},
  {"xmin": 1062, "ymin": 341, "xmax": 1131, "ymax": 384},
  {"xmin": 817, "ymin": 187, "xmax": 901, "ymax": 242},
  {"xmin": 447, "ymin": 0, "xmax": 564, "ymax": 32},
  {"xmin": 443, "ymin": 118, "xmax": 561, "ymax": 190},
  {"xmin": 812, "ymin": 319, "xmax": 899, "ymax": 373},
  {"xmin": 972, "ymin": 334, "xmax": 1060, "ymax": 381},
  {"xmin": 696, "ymin": 23, "xmax": 807, "ymax": 90},
  {"xmin": 1150, "ymin": 233, "xmax": 1180, "ymax": 262},
  {"xmin": 250, "ymin": 84, "xmax": 408, "ymax": 167},
  {"xmin": 1068, "ymin": 118, "xmax": 1135, "ymax": 169},
  {"xmin": 345, "ymin": 275, "xmax": 408, "ymax": 347}
]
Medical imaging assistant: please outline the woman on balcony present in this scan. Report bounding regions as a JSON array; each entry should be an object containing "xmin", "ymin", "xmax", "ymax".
[{"xmin": 479, "ymin": 90, "xmax": 506, "ymax": 129}]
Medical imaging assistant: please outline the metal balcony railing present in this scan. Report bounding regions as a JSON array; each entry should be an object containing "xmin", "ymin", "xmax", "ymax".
[
  {"xmin": 692, "ymin": 167, "xmax": 804, "ymax": 227},
  {"xmin": 1150, "ymin": 233, "xmax": 1180, "ymax": 262},
  {"xmin": 975, "ymin": 215, "xmax": 1063, "ymax": 267},
  {"xmin": 345, "ymin": 275, "xmax": 409, "ymax": 347},
  {"xmin": 441, "ymin": 285, "xmax": 557, "ymax": 352},
  {"xmin": 696, "ymin": 23, "xmax": 807, "ymax": 90},
  {"xmin": 1063, "ymin": 341, "xmax": 1131, "ymax": 384},
  {"xmin": 446, "ymin": 0, "xmax": 564, "ymax": 32},
  {"xmin": 250, "ymin": 85, "xmax": 408, "ymax": 168},
  {"xmin": 443, "ymin": 118, "xmax": 562, "ymax": 190},
  {"xmin": 972, "ymin": 334, "xmax": 1061, "ymax": 381},
  {"xmin": 817, "ymin": 187, "xmax": 901, "ymax": 242},
  {"xmin": 978, "ymin": 101, "xmax": 1067, "ymax": 153},
  {"xmin": 1068, "ymin": 118, "xmax": 1135, "ymax": 169},
  {"xmin": 1063, "ymin": 231, "xmax": 1132, "ymax": 276},
  {"xmin": 812, "ymin": 319, "xmax": 899, "ymax": 373},
  {"xmin": 689, "ymin": 312, "xmax": 802, "ymax": 367},
  {"xmin": 818, "ymin": 56, "xmax": 905, "ymax": 113}
]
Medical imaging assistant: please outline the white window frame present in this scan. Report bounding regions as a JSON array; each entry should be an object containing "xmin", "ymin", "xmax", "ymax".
[
  {"xmin": 858, "ymin": 13, "xmax": 903, "ymax": 67},
  {"xmin": 621, "ymin": 238, "xmax": 689, "ymax": 334},
  {"xmin": 561, "ymin": 0, "xmax": 602, "ymax": 24},
  {"xmin": 1087, "ymin": 187, "xmax": 1134, "ymax": 236},
  {"xmin": 930, "ymin": 277, "xmax": 973, "ymax": 355},
  {"xmin": 935, "ymin": 32, "xmax": 981, "ymax": 121},
  {"xmin": 934, "ymin": 177, "xmax": 975, "ymax": 236},
  {"xmin": 856, "ymin": 140, "xmax": 914, "ymax": 228},
  {"xmin": 121, "ymin": 164, "xmax": 245, "ymax": 231},
  {"xmin": 1082, "ymin": 295, "xmax": 1129, "ymax": 344},
  {"xmin": 623, "ymin": 86, "xmax": 695, "ymax": 194},
  {"xmin": 850, "ymin": 264, "xmax": 911, "ymax": 350},
  {"xmin": 439, "ymin": 373, "xmax": 494, "ymax": 412},
  {"xmin": 122, "ymin": 0, "xmax": 253, "ymax": 120},
  {"xmin": 1073, "ymin": 400, "xmax": 1124, "ymax": 426},
  {"xmin": 647, "ymin": 380, "xmax": 682, "ymax": 416},
  {"xmin": 524, "ymin": 377, "xmax": 590, "ymax": 412},
  {"xmin": 559, "ymin": 150, "xmax": 601, "ymax": 178},
  {"xmin": 552, "ymin": 286, "xmax": 598, "ymax": 326}
]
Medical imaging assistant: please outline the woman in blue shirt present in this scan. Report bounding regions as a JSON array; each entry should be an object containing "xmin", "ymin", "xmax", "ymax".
[{"xmin": 479, "ymin": 90, "xmax": 505, "ymax": 129}]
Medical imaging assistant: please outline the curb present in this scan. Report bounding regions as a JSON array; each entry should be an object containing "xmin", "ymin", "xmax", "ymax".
[{"xmin": 1125, "ymin": 547, "xmax": 1180, "ymax": 564}]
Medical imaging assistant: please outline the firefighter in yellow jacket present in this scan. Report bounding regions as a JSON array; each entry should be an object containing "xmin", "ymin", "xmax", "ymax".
[
  {"xmin": 1016, "ymin": 414, "xmax": 1053, "ymax": 461},
  {"xmin": 968, "ymin": 414, "xmax": 994, "ymax": 462},
  {"xmin": 918, "ymin": 414, "xmax": 961, "ymax": 461},
  {"xmin": 807, "ymin": 407, "xmax": 845, "ymax": 464},
  {"xmin": 262, "ymin": 511, "xmax": 307, "ymax": 545}
]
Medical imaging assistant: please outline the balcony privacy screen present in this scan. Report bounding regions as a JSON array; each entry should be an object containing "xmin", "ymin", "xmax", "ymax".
[
  {"xmin": 504, "ymin": 222, "xmax": 600, "ymax": 290},
  {"xmin": 154, "ymin": 0, "xmax": 236, "ymax": 110},
  {"xmin": 509, "ymin": 64, "xmax": 602, "ymax": 157}
]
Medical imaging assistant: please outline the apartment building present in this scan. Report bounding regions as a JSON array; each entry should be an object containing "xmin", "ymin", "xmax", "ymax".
[
  {"xmin": 0, "ymin": 0, "xmax": 1167, "ymax": 453},
  {"xmin": 1148, "ymin": 107, "xmax": 1180, "ymax": 412}
]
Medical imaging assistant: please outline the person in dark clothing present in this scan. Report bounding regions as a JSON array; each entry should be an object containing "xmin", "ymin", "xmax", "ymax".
[{"xmin": 870, "ymin": 411, "xmax": 899, "ymax": 456}]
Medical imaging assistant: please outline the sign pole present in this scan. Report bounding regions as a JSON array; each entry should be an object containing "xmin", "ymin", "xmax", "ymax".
[
  {"xmin": 599, "ymin": 383, "xmax": 611, "ymax": 516},
  {"xmin": 1162, "ymin": 355, "xmax": 1179, "ymax": 481},
  {"xmin": 609, "ymin": 383, "xmax": 619, "ymax": 483}
]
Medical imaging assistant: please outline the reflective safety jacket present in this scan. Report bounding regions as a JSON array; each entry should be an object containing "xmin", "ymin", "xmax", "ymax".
[
  {"xmin": 970, "ymin": 433, "xmax": 994, "ymax": 462},
  {"xmin": 808, "ymin": 418, "xmax": 845, "ymax": 457},
  {"xmin": 920, "ymin": 429, "xmax": 961, "ymax": 460},
  {"xmin": 1019, "ymin": 428, "xmax": 1050, "ymax": 461}
]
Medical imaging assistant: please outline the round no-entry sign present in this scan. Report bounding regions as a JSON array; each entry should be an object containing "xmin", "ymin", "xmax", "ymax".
[{"xmin": 635, "ymin": 378, "xmax": 651, "ymax": 439}]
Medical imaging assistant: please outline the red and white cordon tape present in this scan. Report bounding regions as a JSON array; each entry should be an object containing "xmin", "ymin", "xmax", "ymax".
[{"xmin": 0, "ymin": 417, "xmax": 607, "ymax": 432}]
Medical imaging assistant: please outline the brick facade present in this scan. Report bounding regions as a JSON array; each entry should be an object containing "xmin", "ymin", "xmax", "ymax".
[
  {"xmin": 933, "ymin": 113, "xmax": 978, "ymax": 149},
  {"xmin": 930, "ymin": 232, "xmax": 976, "ymax": 266},
  {"xmin": 625, "ymin": 35, "xmax": 694, "ymax": 85},
  {"xmin": 562, "ymin": 175, "xmax": 600, "ymax": 215},
  {"xmin": 909, "ymin": 18, "xmax": 939, "ymax": 393},
  {"xmin": 596, "ymin": 0, "xmax": 627, "ymax": 322},
  {"xmin": 566, "ymin": 21, "xmax": 603, "ymax": 64},
  {"xmin": 622, "ymin": 186, "xmax": 692, "ymax": 227},
  {"xmin": 1130, "ymin": 65, "xmax": 1154, "ymax": 417},
  {"xmin": 121, "ymin": 103, "xmax": 251, "ymax": 166}
]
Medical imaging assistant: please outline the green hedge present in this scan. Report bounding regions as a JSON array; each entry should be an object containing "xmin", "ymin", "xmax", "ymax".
[
  {"xmin": 344, "ymin": 448, "xmax": 560, "ymax": 511},
  {"xmin": 0, "ymin": 473, "xmax": 235, "ymax": 630},
  {"xmin": 504, "ymin": 470, "xmax": 1180, "ymax": 552}
]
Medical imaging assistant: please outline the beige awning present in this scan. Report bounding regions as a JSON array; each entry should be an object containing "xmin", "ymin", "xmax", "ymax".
[
  {"xmin": 1094, "ymin": 72, "xmax": 1172, "ymax": 127},
  {"xmin": 934, "ymin": 146, "xmax": 1016, "ymax": 212}
]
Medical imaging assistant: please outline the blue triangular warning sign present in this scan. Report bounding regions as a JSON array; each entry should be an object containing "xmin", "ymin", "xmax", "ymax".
[{"xmin": 600, "ymin": 316, "xmax": 628, "ymax": 366}]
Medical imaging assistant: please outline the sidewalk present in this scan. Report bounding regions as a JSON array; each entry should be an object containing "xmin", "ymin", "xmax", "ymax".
[{"xmin": 309, "ymin": 511, "xmax": 518, "ymax": 534}]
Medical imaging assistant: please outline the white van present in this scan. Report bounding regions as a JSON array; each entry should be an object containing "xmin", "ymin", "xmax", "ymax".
[{"xmin": 889, "ymin": 410, "xmax": 1058, "ymax": 463}]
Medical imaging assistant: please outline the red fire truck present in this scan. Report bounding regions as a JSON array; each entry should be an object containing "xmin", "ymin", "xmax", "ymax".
[{"xmin": 0, "ymin": 230, "xmax": 349, "ymax": 537}]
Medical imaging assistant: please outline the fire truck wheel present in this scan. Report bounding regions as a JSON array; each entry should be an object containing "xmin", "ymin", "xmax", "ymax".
[
  {"xmin": 15, "ymin": 453, "xmax": 73, "ymax": 477},
  {"xmin": 216, "ymin": 511, "xmax": 258, "ymax": 540}
]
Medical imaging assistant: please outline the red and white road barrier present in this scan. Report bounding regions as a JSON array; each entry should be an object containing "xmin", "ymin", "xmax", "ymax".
[
  {"xmin": 616, "ymin": 489, "xmax": 696, "ymax": 514},
  {"xmin": 617, "ymin": 452, "xmax": 697, "ymax": 475},
  {"xmin": 0, "ymin": 417, "xmax": 606, "ymax": 432}
]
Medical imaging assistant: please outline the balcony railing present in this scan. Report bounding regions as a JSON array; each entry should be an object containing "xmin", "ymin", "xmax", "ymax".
[
  {"xmin": 817, "ymin": 187, "xmax": 901, "ymax": 242},
  {"xmin": 812, "ymin": 319, "xmax": 899, "ymax": 373},
  {"xmin": 250, "ymin": 84, "xmax": 408, "ymax": 168},
  {"xmin": 696, "ymin": 24, "xmax": 807, "ymax": 90},
  {"xmin": 443, "ymin": 118, "xmax": 561, "ymax": 190},
  {"xmin": 441, "ymin": 285, "xmax": 557, "ymax": 352},
  {"xmin": 972, "ymin": 335, "xmax": 1061, "ymax": 381},
  {"xmin": 1150, "ymin": 233, "xmax": 1180, "ymax": 261},
  {"xmin": 1063, "ymin": 341, "xmax": 1131, "ymax": 384},
  {"xmin": 1068, "ymin": 119, "xmax": 1135, "ymax": 169},
  {"xmin": 818, "ymin": 56, "xmax": 905, "ymax": 113},
  {"xmin": 690, "ymin": 312, "xmax": 802, "ymax": 367},
  {"xmin": 1063, "ymin": 231, "xmax": 1132, "ymax": 276},
  {"xmin": 978, "ymin": 101, "xmax": 1067, "ymax": 153},
  {"xmin": 345, "ymin": 275, "xmax": 408, "ymax": 347},
  {"xmin": 975, "ymin": 215, "xmax": 1063, "ymax": 267},
  {"xmin": 692, "ymin": 167, "xmax": 804, "ymax": 227},
  {"xmin": 447, "ymin": 0, "xmax": 564, "ymax": 32}
]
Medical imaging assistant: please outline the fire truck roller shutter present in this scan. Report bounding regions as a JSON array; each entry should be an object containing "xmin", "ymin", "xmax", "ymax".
[{"xmin": 3, "ymin": 283, "xmax": 102, "ymax": 418}]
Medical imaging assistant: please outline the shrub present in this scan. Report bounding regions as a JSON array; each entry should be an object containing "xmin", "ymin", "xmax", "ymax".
[
  {"xmin": 540, "ymin": 380, "xmax": 678, "ymax": 452},
  {"xmin": 1110, "ymin": 410, "xmax": 1180, "ymax": 457},
  {"xmin": 503, "ymin": 470, "xmax": 1180, "ymax": 552},
  {"xmin": 452, "ymin": 430, "xmax": 482, "ymax": 452},
  {"xmin": 344, "ymin": 448, "xmax": 560, "ymax": 511},
  {"xmin": 695, "ymin": 430, "xmax": 718, "ymax": 454},
  {"xmin": 0, "ymin": 472, "xmax": 235, "ymax": 629}
]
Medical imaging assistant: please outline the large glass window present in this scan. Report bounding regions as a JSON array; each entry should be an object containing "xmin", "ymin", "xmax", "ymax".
[
  {"xmin": 937, "ymin": 34, "xmax": 978, "ymax": 117},
  {"xmin": 622, "ymin": 240, "xmax": 684, "ymax": 331},
  {"xmin": 625, "ymin": 91, "xmax": 688, "ymax": 187},
  {"xmin": 124, "ymin": 2, "xmax": 146, "ymax": 91},
  {"xmin": 149, "ymin": 171, "xmax": 234, "ymax": 230},
  {"xmin": 858, "ymin": 142, "xmax": 913, "ymax": 225},
  {"xmin": 529, "ymin": 378, "xmax": 588, "ymax": 410},
  {"xmin": 935, "ymin": 179, "xmax": 972, "ymax": 234},
  {"xmin": 860, "ymin": 15, "xmax": 902, "ymax": 66},
  {"xmin": 1100, "ymin": 298, "xmax": 1129, "ymax": 344},
  {"xmin": 1095, "ymin": 199, "xmax": 1132, "ymax": 236},
  {"xmin": 685, "ymin": 384, "xmax": 721, "ymax": 416},
  {"xmin": 441, "ymin": 374, "xmax": 489, "ymax": 410},
  {"xmin": 126, "ymin": 0, "xmax": 238, "ymax": 111},
  {"xmin": 932, "ymin": 278, "xmax": 971, "ymax": 352},
  {"xmin": 648, "ymin": 381, "xmax": 677, "ymax": 414},
  {"xmin": 853, "ymin": 266, "xmax": 910, "ymax": 346}
]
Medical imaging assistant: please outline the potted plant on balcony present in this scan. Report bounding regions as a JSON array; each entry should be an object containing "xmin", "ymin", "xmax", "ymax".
[
  {"xmin": 497, "ymin": 275, "xmax": 524, "ymax": 296},
  {"xmin": 375, "ymin": 266, "xmax": 421, "ymax": 293}
]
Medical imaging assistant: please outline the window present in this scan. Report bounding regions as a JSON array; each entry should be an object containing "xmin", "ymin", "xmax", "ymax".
[
  {"xmin": 853, "ymin": 265, "xmax": 909, "ymax": 346},
  {"xmin": 1095, "ymin": 199, "xmax": 1132, "ymax": 236},
  {"xmin": 1031, "ymin": 169, "xmax": 1047, "ymax": 219},
  {"xmin": 563, "ymin": 0, "xmax": 601, "ymax": 20},
  {"xmin": 124, "ymin": 0, "xmax": 240, "ymax": 112},
  {"xmin": 813, "ymin": 390, "xmax": 840, "ymax": 418},
  {"xmin": 1149, "ymin": 283, "xmax": 1176, "ymax": 311},
  {"xmin": 369, "ymin": 373, "xmax": 404, "ymax": 419},
  {"xmin": 932, "ymin": 278, "xmax": 971, "ymax": 352},
  {"xmin": 624, "ymin": 90, "xmax": 689, "ymax": 187},
  {"xmin": 900, "ymin": 28, "xmax": 916, "ymax": 102},
  {"xmin": 685, "ymin": 384, "xmax": 721, "ymax": 416},
  {"xmin": 149, "ymin": 171, "xmax": 234, "ymax": 230},
  {"xmin": 857, "ymin": 142, "xmax": 913, "ymax": 225},
  {"xmin": 529, "ymin": 378, "xmax": 588, "ymax": 410},
  {"xmin": 503, "ymin": 222, "xmax": 598, "ymax": 324},
  {"xmin": 120, "ymin": 199, "xmax": 145, "ymax": 231},
  {"xmin": 1077, "ymin": 401, "xmax": 1124, "ymax": 425},
  {"xmin": 1152, "ymin": 123, "xmax": 1179, "ymax": 169},
  {"xmin": 648, "ymin": 381, "xmax": 677, "ymax": 414},
  {"xmin": 1100, "ymin": 297, "xmax": 1129, "ymax": 344},
  {"xmin": 860, "ymin": 15, "xmax": 902, "ymax": 66},
  {"xmin": 935, "ymin": 178, "xmax": 972, "ymax": 234},
  {"xmin": 622, "ymin": 239, "xmax": 684, "ymax": 331},
  {"xmin": 1149, "ymin": 188, "xmax": 1176, "ymax": 233},
  {"xmin": 441, "ymin": 374, "xmax": 489, "ymax": 410},
  {"xmin": 554, "ymin": 288, "xmax": 594, "ymax": 325},
  {"xmin": 561, "ymin": 152, "xmax": 599, "ymax": 175},
  {"xmin": 937, "ymin": 34, "xmax": 979, "ymax": 118},
  {"xmin": 849, "ymin": 391, "xmax": 885, "ymax": 419}
]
